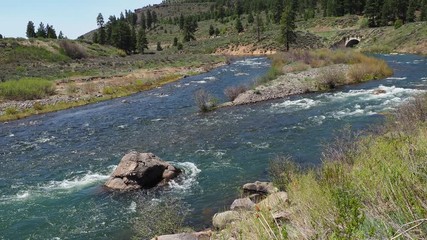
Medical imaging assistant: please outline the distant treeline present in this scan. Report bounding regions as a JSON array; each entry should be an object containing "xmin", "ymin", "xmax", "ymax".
[
  {"xmin": 162, "ymin": 0, "xmax": 427, "ymax": 26},
  {"xmin": 26, "ymin": 21, "xmax": 65, "ymax": 39}
]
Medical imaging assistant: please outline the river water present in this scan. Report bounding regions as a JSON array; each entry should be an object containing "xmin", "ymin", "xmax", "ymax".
[{"xmin": 0, "ymin": 54, "xmax": 426, "ymax": 239}]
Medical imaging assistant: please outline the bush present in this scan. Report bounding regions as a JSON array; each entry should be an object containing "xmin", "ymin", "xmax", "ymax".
[
  {"xmin": 224, "ymin": 85, "xmax": 247, "ymax": 101},
  {"xmin": 317, "ymin": 68, "xmax": 347, "ymax": 90},
  {"xmin": 132, "ymin": 197, "xmax": 189, "ymax": 239},
  {"xmin": 194, "ymin": 89, "xmax": 216, "ymax": 112},
  {"xmin": 348, "ymin": 56, "xmax": 393, "ymax": 82},
  {"xmin": 59, "ymin": 40, "xmax": 87, "ymax": 59},
  {"xmin": 394, "ymin": 19, "xmax": 403, "ymax": 29},
  {"xmin": 0, "ymin": 78, "xmax": 55, "ymax": 100}
]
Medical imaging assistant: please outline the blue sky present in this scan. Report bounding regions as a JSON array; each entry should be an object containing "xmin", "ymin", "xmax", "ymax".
[{"xmin": 0, "ymin": 0, "xmax": 162, "ymax": 39}]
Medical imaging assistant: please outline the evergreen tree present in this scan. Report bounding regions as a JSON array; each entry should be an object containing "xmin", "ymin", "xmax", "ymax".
[
  {"xmin": 235, "ymin": 17, "xmax": 244, "ymax": 33},
  {"xmin": 137, "ymin": 27, "xmax": 148, "ymax": 54},
  {"xmin": 146, "ymin": 10, "xmax": 153, "ymax": 29},
  {"xmin": 421, "ymin": 0, "xmax": 427, "ymax": 21},
  {"xmin": 173, "ymin": 36, "xmax": 178, "ymax": 46},
  {"xmin": 0, "ymin": 34, "xmax": 3, "ymax": 39},
  {"xmin": 248, "ymin": 12, "xmax": 255, "ymax": 24},
  {"xmin": 179, "ymin": 14, "xmax": 185, "ymax": 30},
  {"xmin": 273, "ymin": 0, "xmax": 284, "ymax": 24},
  {"xmin": 365, "ymin": 0, "xmax": 379, "ymax": 27},
  {"xmin": 93, "ymin": 32, "xmax": 99, "ymax": 43},
  {"xmin": 26, "ymin": 21, "xmax": 36, "ymax": 38},
  {"xmin": 234, "ymin": 0, "xmax": 243, "ymax": 16},
  {"xmin": 152, "ymin": 11, "xmax": 158, "ymax": 27},
  {"xmin": 111, "ymin": 21, "xmax": 133, "ymax": 54},
  {"xmin": 140, "ymin": 12, "xmax": 147, "ymax": 30},
  {"xmin": 406, "ymin": 0, "xmax": 416, "ymax": 22},
  {"xmin": 280, "ymin": 2, "xmax": 296, "ymax": 51},
  {"xmin": 130, "ymin": 26, "xmax": 137, "ymax": 53},
  {"xmin": 209, "ymin": 25, "xmax": 215, "ymax": 36},
  {"xmin": 97, "ymin": 13, "xmax": 106, "ymax": 44},
  {"xmin": 58, "ymin": 31, "xmax": 65, "ymax": 39},
  {"xmin": 183, "ymin": 17, "xmax": 197, "ymax": 42},
  {"xmin": 215, "ymin": 28, "xmax": 220, "ymax": 36},
  {"xmin": 255, "ymin": 14, "xmax": 265, "ymax": 42},
  {"xmin": 46, "ymin": 24, "xmax": 57, "ymax": 39},
  {"xmin": 156, "ymin": 42, "xmax": 163, "ymax": 51},
  {"xmin": 36, "ymin": 22, "xmax": 47, "ymax": 38}
]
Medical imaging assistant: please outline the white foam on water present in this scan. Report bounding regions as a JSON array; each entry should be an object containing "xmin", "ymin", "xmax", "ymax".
[
  {"xmin": 246, "ymin": 142, "xmax": 270, "ymax": 149},
  {"xmin": 42, "ymin": 172, "xmax": 110, "ymax": 190},
  {"xmin": 271, "ymin": 98, "xmax": 321, "ymax": 112},
  {"xmin": 128, "ymin": 201, "xmax": 137, "ymax": 213},
  {"xmin": 234, "ymin": 72, "xmax": 250, "ymax": 76},
  {"xmin": 117, "ymin": 124, "xmax": 127, "ymax": 129},
  {"xmin": 203, "ymin": 76, "xmax": 217, "ymax": 81},
  {"xmin": 386, "ymin": 77, "xmax": 407, "ymax": 80},
  {"xmin": 8, "ymin": 133, "xmax": 14, "ymax": 137},
  {"xmin": 16, "ymin": 191, "xmax": 30, "ymax": 199},
  {"xmin": 192, "ymin": 80, "xmax": 207, "ymax": 84},
  {"xmin": 168, "ymin": 162, "xmax": 201, "ymax": 191},
  {"xmin": 36, "ymin": 136, "xmax": 56, "ymax": 143},
  {"xmin": 308, "ymin": 115, "xmax": 326, "ymax": 125}
]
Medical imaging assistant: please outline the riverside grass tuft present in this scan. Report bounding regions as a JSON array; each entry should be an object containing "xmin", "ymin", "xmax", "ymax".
[
  {"xmin": 0, "ymin": 78, "xmax": 55, "ymax": 100},
  {"xmin": 214, "ymin": 94, "xmax": 427, "ymax": 240}
]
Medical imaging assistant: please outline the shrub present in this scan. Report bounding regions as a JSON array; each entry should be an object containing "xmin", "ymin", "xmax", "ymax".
[
  {"xmin": 224, "ymin": 85, "xmax": 247, "ymax": 101},
  {"xmin": 194, "ymin": 89, "xmax": 216, "ymax": 112},
  {"xmin": 394, "ymin": 19, "xmax": 403, "ymax": 29},
  {"xmin": 348, "ymin": 56, "xmax": 393, "ymax": 82},
  {"xmin": 317, "ymin": 68, "xmax": 347, "ymax": 90},
  {"xmin": 0, "ymin": 78, "xmax": 55, "ymax": 100},
  {"xmin": 132, "ymin": 197, "xmax": 189, "ymax": 239},
  {"xmin": 59, "ymin": 40, "xmax": 87, "ymax": 59},
  {"xmin": 5, "ymin": 107, "xmax": 18, "ymax": 115}
]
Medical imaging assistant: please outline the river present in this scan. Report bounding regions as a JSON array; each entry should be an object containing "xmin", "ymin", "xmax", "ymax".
[{"xmin": 0, "ymin": 54, "xmax": 426, "ymax": 239}]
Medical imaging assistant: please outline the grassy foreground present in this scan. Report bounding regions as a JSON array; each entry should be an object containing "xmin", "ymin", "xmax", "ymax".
[{"xmin": 215, "ymin": 94, "xmax": 427, "ymax": 239}]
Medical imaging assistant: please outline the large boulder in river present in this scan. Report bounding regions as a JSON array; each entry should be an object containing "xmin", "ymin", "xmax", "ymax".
[{"xmin": 105, "ymin": 152, "xmax": 181, "ymax": 191}]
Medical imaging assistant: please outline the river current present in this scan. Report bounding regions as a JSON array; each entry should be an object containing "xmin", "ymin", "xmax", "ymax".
[{"xmin": 0, "ymin": 54, "xmax": 426, "ymax": 239}]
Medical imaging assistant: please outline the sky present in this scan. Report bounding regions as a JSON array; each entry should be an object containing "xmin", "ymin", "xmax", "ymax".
[{"xmin": 0, "ymin": 0, "xmax": 163, "ymax": 39}]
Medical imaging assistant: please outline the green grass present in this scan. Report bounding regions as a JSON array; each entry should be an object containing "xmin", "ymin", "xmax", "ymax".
[
  {"xmin": 0, "ymin": 78, "xmax": 55, "ymax": 100},
  {"xmin": 215, "ymin": 94, "xmax": 427, "ymax": 239},
  {"xmin": 0, "ymin": 45, "xmax": 69, "ymax": 64}
]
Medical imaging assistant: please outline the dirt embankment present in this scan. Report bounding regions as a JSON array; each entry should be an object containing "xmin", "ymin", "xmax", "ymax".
[{"xmin": 214, "ymin": 44, "xmax": 277, "ymax": 56}]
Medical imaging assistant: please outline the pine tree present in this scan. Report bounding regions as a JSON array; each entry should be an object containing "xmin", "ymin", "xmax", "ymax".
[
  {"xmin": 183, "ymin": 17, "xmax": 197, "ymax": 42},
  {"xmin": 26, "ymin": 21, "xmax": 36, "ymax": 38},
  {"xmin": 179, "ymin": 14, "xmax": 185, "ymax": 30},
  {"xmin": 234, "ymin": 0, "xmax": 243, "ymax": 16},
  {"xmin": 0, "ymin": 34, "xmax": 3, "ymax": 39},
  {"xmin": 93, "ymin": 32, "xmax": 99, "ymax": 43},
  {"xmin": 58, "ymin": 31, "xmax": 65, "ymax": 39},
  {"xmin": 280, "ymin": 2, "xmax": 296, "ymax": 51},
  {"xmin": 146, "ymin": 10, "xmax": 153, "ymax": 29},
  {"xmin": 421, "ymin": 0, "xmax": 427, "ymax": 21},
  {"xmin": 235, "ymin": 17, "xmax": 244, "ymax": 33},
  {"xmin": 273, "ymin": 0, "xmax": 284, "ymax": 24},
  {"xmin": 140, "ymin": 12, "xmax": 146, "ymax": 30},
  {"xmin": 365, "ymin": 0, "xmax": 379, "ymax": 27},
  {"xmin": 137, "ymin": 27, "xmax": 148, "ymax": 54},
  {"xmin": 173, "ymin": 37, "xmax": 178, "ymax": 46},
  {"xmin": 156, "ymin": 42, "xmax": 163, "ymax": 51},
  {"xmin": 97, "ymin": 13, "xmax": 106, "ymax": 44},
  {"xmin": 215, "ymin": 28, "xmax": 220, "ymax": 36},
  {"xmin": 130, "ymin": 26, "xmax": 137, "ymax": 53},
  {"xmin": 36, "ymin": 22, "xmax": 47, "ymax": 38},
  {"xmin": 255, "ymin": 14, "xmax": 264, "ymax": 42},
  {"xmin": 248, "ymin": 12, "xmax": 255, "ymax": 24},
  {"xmin": 152, "ymin": 11, "xmax": 158, "ymax": 27},
  {"xmin": 111, "ymin": 21, "xmax": 133, "ymax": 54},
  {"xmin": 209, "ymin": 25, "xmax": 215, "ymax": 36},
  {"xmin": 97, "ymin": 13, "xmax": 105, "ymax": 28},
  {"xmin": 46, "ymin": 24, "xmax": 57, "ymax": 39},
  {"xmin": 406, "ymin": 0, "xmax": 416, "ymax": 22}
]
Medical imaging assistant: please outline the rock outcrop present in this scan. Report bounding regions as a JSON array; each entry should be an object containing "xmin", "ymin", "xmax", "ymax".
[
  {"xmin": 230, "ymin": 197, "xmax": 255, "ymax": 211},
  {"xmin": 105, "ymin": 152, "xmax": 181, "ymax": 191},
  {"xmin": 212, "ymin": 210, "xmax": 240, "ymax": 230},
  {"xmin": 242, "ymin": 181, "xmax": 279, "ymax": 195}
]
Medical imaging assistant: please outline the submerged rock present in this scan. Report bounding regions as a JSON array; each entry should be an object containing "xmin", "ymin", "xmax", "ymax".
[
  {"xmin": 242, "ymin": 181, "xmax": 278, "ymax": 195},
  {"xmin": 105, "ymin": 152, "xmax": 181, "ymax": 191}
]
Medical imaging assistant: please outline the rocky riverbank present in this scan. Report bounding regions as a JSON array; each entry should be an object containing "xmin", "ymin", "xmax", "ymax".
[{"xmin": 222, "ymin": 64, "xmax": 350, "ymax": 107}]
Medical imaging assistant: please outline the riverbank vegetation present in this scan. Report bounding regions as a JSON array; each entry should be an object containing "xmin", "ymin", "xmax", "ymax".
[
  {"xmin": 0, "ymin": 78, "xmax": 55, "ymax": 100},
  {"xmin": 214, "ymin": 93, "xmax": 427, "ymax": 239}
]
